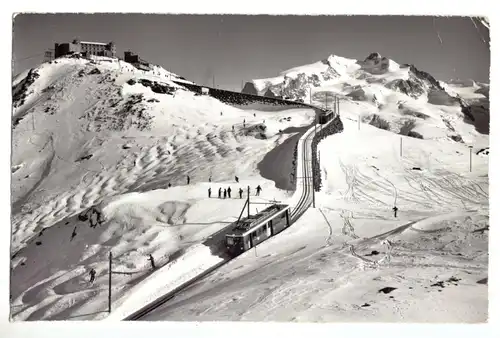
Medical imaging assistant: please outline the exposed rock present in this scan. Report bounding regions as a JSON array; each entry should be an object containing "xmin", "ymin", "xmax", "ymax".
[
  {"xmin": 378, "ymin": 287, "xmax": 397, "ymax": 294},
  {"xmin": 89, "ymin": 68, "xmax": 101, "ymax": 75},
  {"xmin": 477, "ymin": 278, "xmax": 488, "ymax": 285},
  {"xmin": 264, "ymin": 88, "xmax": 276, "ymax": 98},
  {"xmin": 241, "ymin": 82, "xmax": 258, "ymax": 95},
  {"xmin": 12, "ymin": 68, "xmax": 40, "ymax": 108}
]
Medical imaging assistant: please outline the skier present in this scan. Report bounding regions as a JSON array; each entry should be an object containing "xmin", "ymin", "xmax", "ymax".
[
  {"xmin": 223, "ymin": 189, "xmax": 227, "ymax": 199},
  {"xmin": 227, "ymin": 187, "xmax": 232, "ymax": 198},
  {"xmin": 168, "ymin": 182, "xmax": 172, "ymax": 188},
  {"xmin": 253, "ymin": 113, "xmax": 256, "ymax": 117},
  {"xmin": 220, "ymin": 111, "xmax": 223, "ymax": 116},
  {"xmin": 187, "ymin": 175, "xmax": 190, "ymax": 185},
  {"xmin": 393, "ymin": 206, "xmax": 398, "ymax": 218},
  {"xmin": 243, "ymin": 119, "xmax": 246, "ymax": 128},
  {"xmin": 235, "ymin": 176, "xmax": 239, "ymax": 183},
  {"xmin": 148, "ymin": 254, "xmax": 156, "ymax": 270},
  {"xmin": 208, "ymin": 187, "xmax": 212, "ymax": 198},
  {"xmin": 239, "ymin": 188, "xmax": 243, "ymax": 199},
  {"xmin": 256, "ymin": 185, "xmax": 262, "ymax": 196},
  {"xmin": 218, "ymin": 187, "xmax": 222, "ymax": 199},
  {"xmin": 89, "ymin": 268, "xmax": 96, "ymax": 284}
]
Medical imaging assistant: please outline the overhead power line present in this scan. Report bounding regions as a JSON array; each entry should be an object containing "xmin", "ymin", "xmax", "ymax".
[{"xmin": 12, "ymin": 52, "xmax": 46, "ymax": 63}]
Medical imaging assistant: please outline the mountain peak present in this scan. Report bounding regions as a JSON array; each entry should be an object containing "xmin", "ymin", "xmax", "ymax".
[{"xmin": 364, "ymin": 52, "xmax": 383, "ymax": 62}]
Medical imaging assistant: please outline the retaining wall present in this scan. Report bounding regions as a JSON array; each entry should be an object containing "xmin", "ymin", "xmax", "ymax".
[
  {"xmin": 173, "ymin": 81, "xmax": 326, "ymax": 111},
  {"xmin": 311, "ymin": 116, "xmax": 344, "ymax": 192}
]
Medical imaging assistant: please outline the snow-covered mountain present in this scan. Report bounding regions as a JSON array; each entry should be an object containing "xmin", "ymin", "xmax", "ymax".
[
  {"xmin": 244, "ymin": 52, "xmax": 489, "ymax": 139},
  {"xmin": 10, "ymin": 55, "xmax": 317, "ymax": 320},
  {"xmin": 10, "ymin": 51, "xmax": 489, "ymax": 322}
]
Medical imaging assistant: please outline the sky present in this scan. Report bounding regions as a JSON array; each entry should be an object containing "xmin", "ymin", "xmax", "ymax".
[{"xmin": 12, "ymin": 14, "xmax": 490, "ymax": 92}]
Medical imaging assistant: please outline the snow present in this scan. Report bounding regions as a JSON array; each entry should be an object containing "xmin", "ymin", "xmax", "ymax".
[
  {"xmin": 11, "ymin": 51, "xmax": 489, "ymax": 323},
  {"xmin": 105, "ymin": 244, "xmax": 225, "ymax": 320},
  {"xmin": 140, "ymin": 99, "xmax": 488, "ymax": 323},
  {"xmin": 10, "ymin": 56, "xmax": 317, "ymax": 320}
]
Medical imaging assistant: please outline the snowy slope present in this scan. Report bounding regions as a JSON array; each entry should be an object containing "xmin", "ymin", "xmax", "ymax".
[
  {"xmin": 10, "ymin": 56, "xmax": 316, "ymax": 320},
  {"xmin": 11, "ymin": 51, "xmax": 489, "ymax": 322},
  {"xmin": 142, "ymin": 99, "xmax": 489, "ymax": 322}
]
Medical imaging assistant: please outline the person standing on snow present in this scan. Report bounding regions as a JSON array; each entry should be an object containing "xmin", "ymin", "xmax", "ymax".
[
  {"xmin": 393, "ymin": 206, "xmax": 398, "ymax": 218},
  {"xmin": 89, "ymin": 268, "xmax": 96, "ymax": 284},
  {"xmin": 227, "ymin": 187, "xmax": 232, "ymax": 198},
  {"xmin": 208, "ymin": 187, "xmax": 212, "ymax": 198},
  {"xmin": 218, "ymin": 187, "xmax": 222, "ymax": 198},
  {"xmin": 187, "ymin": 175, "xmax": 190, "ymax": 185},
  {"xmin": 239, "ymin": 188, "xmax": 243, "ymax": 199},
  {"xmin": 148, "ymin": 254, "xmax": 156, "ymax": 270},
  {"xmin": 256, "ymin": 185, "xmax": 262, "ymax": 196},
  {"xmin": 223, "ymin": 189, "xmax": 227, "ymax": 199},
  {"xmin": 235, "ymin": 176, "xmax": 239, "ymax": 183}
]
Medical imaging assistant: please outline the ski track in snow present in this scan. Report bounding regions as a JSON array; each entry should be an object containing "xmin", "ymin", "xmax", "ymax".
[{"xmin": 141, "ymin": 102, "xmax": 488, "ymax": 323}]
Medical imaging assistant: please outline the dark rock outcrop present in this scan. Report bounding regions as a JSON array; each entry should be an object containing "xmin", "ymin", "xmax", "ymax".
[
  {"xmin": 12, "ymin": 69, "xmax": 40, "ymax": 108},
  {"xmin": 241, "ymin": 82, "xmax": 258, "ymax": 95},
  {"xmin": 264, "ymin": 88, "xmax": 276, "ymax": 98}
]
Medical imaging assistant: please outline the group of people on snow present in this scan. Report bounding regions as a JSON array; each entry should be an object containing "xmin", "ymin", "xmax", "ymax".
[{"xmin": 208, "ymin": 182, "xmax": 262, "ymax": 199}]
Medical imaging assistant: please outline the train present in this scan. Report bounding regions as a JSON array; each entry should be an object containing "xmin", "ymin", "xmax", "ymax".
[
  {"xmin": 225, "ymin": 204, "xmax": 291, "ymax": 257},
  {"xmin": 318, "ymin": 109, "xmax": 335, "ymax": 124}
]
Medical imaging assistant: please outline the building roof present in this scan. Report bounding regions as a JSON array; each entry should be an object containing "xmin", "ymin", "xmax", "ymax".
[
  {"xmin": 80, "ymin": 41, "xmax": 108, "ymax": 46},
  {"xmin": 226, "ymin": 204, "xmax": 289, "ymax": 237}
]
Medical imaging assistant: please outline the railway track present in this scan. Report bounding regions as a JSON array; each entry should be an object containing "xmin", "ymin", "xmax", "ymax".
[{"xmin": 123, "ymin": 115, "xmax": 332, "ymax": 321}]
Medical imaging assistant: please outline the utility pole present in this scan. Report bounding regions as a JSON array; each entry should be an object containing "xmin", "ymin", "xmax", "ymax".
[
  {"xmin": 312, "ymin": 161, "xmax": 316, "ymax": 208},
  {"xmin": 469, "ymin": 145, "xmax": 473, "ymax": 172},
  {"xmin": 108, "ymin": 252, "xmax": 112, "ymax": 313},
  {"xmin": 247, "ymin": 186, "xmax": 251, "ymax": 218},
  {"xmin": 315, "ymin": 111, "xmax": 317, "ymax": 137}
]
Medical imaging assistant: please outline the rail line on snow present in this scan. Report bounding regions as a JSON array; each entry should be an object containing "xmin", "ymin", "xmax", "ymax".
[{"xmin": 123, "ymin": 114, "xmax": 334, "ymax": 321}]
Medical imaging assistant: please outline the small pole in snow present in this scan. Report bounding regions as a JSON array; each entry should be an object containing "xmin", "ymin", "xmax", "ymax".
[
  {"xmin": 247, "ymin": 186, "xmax": 251, "ymax": 218},
  {"xmin": 312, "ymin": 145, "xmax": 316, "ymax": 209},
  {"xmin": 469, "ymin": 145, "xmax": 473, "ymax": 172},
  {"xmin": 108, "ymin": 252, "xmax": 112, "ymax": 313},
  {"xmin": 315, "ymin": 113, "xmax": 317, "ymax": 137}
]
